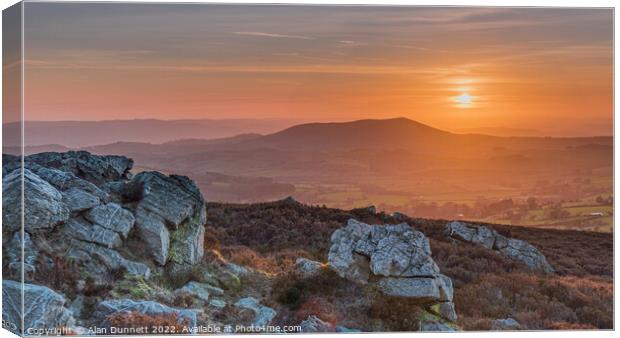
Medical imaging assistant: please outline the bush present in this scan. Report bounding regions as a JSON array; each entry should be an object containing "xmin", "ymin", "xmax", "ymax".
[{"xmin": 106, "ymin": 311, "xmax": 189, "ymax": 333}]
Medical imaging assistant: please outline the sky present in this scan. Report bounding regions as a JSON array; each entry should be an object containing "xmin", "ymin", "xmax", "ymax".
[{"xmin": 13, "ymin": 3, "xmax": 614, "ymax": 136}]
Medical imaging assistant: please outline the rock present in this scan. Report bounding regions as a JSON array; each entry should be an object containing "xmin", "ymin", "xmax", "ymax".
[
  {"xmin": 169, "ymin": 222, "xmax": 205, "ymax": 265},
  {"xmin": 134, "ymin": 212, "xmax": 170, "ymax": 266},
  {"xmin": 2, "ymin": 280, "xmax": 75, "ymax": 334},
  {"xmin": 295, "ymin": 258, "xmax": 323, "ymax": 277},
  {"xmin": 174, "ymin": 282, "xmax": 213, "ymax": 302},
  {"xmin": 446, "ymin": 221, "xmax": 554, "ymax": 273},
  {"xmin": 378, "ymin": 277, "xmax": 441, "ymax": 300},
  {"xmin": 335, "ymin": 325, "xmax": 361, "ymax": 333},
  {"xmin": 429, "ymin": 302, "xmax": 458, "ymax": 323},
  {"xmin": 6, "ymin": 231, "xmax": 38, "ymax": 267},
  {"xmin": 419, "ymin": 320, "xmax": 457, "ymax": 332},
  {"xmin": 491, "ymin": 318, "xmax": 521, "ymax": 330},
  {"xmin": 391, "ymin": 211, "xmax": 409, "ymax": 221},
  {"xmin": 436, "ymin": 274, "xmax": 454, "ymax": 302},
  {"xmin": 217, "ymin": 271, "xmax": 241, "ymax": 292},
  {"xmin": 63, "ymin": 188, "xmax": 101, "ymax": 212},
  {"xmin": 94, "ymin": 299, "xmax": 198, "ymax": 328},
  {"xmin": 234, "ymin": 297, "xmax": 276, "ymax": 327},
  {"xmin": 299, "ymin": 315, "xmax": 333, "ymax": 332},
  {"xmin": 26, "ymin": 151, "xmax": 133, "ymax": 185},
  {"xmin": 85, "ymin": 203, "xmax": 134, "ymax": 238},
  {"xmin": 132, "ymin": 172, "xmax": 206, "ymax": 228},
  {"xmin": 3, "ymin": 169, "xmax": 70, "ymax": 231},
  {"xmin": 63, "ymin": 218, "xmax": 122, "ymax": 249},
  {"xmin": 27, "ymin": 164, "xmax": 110, "ymax": 201},
  {"xmin": 328, "ymin": 219, "xmax": 439, "ymax": 283},
  {"xmin": 366, "ymin": 205, "xmax": 377, "ymax": 214},
  {"xmin": 68, "ymin": 242, "xmax": 151, "ymax": 279},
  {"xmin": 226, "ymin": 263, "xmax": 251, "ymax": 276},
  {"xmin": 209, "ymin": 299, "xmax": 226, "ymax": 309},
  {"xmin": 132, "ymin": 172, "xmax": 206, "ymax": 265},
  {"xmin": 496, "ymin": 238, "xmax": 554, "ymax": 273}
]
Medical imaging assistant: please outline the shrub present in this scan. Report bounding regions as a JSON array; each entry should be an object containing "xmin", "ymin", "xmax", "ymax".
[{"xmin": 106, "ymin": 311, "xmax": 189, "ymax": 333}]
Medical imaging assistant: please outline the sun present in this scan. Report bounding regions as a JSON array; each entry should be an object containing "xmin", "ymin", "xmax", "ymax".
[{"xmin": 455, "ymin": 92, "xmax": 472, "ymax": 107}]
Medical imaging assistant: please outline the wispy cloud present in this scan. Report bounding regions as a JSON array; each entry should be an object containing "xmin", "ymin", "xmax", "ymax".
[{"xmin": 233, "ymin": 31, "xmax": 314, "ymax": 40}]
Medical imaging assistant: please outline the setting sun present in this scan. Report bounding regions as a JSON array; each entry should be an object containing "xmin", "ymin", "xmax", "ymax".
[{"xmin": 455, "ymin": 93, "xmax": 472, "ymax": 107}]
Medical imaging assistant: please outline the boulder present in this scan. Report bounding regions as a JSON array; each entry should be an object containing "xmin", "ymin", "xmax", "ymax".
[
  {"xmin": 63, "ymin": 218, "xmax": 122, "ymax": 249},
  {"xmin": 446, "ymin": 221, "xmax": 554, "ymax": 273},
  {"xmin": 335, "ymin": 325, "xmax": 361, "ymax": 333},
  {"xmin": 94, "ymin": 299, "xmax": 198, "ymax": 328},
  {"xmin": 131, "ymin": 172, "xmax": 206, "ymax": 265},
  {"xmin": 85, "ymin": 203, "xmax": 135, "ymax": 238},
  {"xmin": 208, "ymin": 299, "xmax": 227, "ymax": 309},
  {"xmin": 68, "ymin": 242, "xmax": 151, "ymax": 279},
  {"xmin": 491, "ymin": 318, "xmax": 521, "ymax": 330},
  {"xmin": 63, "ymin": 188, "xmax": 101, "ymax": 212},
  {"xmin": 174, "ymin": 282, "xmax": 214, "ymax": 302},
  {"xmin": 3, "ymin": 169, "xmax": 70, "ymax": 231},
  {"xmin": 299, "ymin": 315, "xmax": 333, "ymax": 332},
  {"xmin": 329, "ymin": 220, "xmax": 439, "ymax": 282},
  {"xmin": 234, "ymin": 297, "xmax": 276, "ymax": 327},
  {"xmin": 134, "ymin": 212, "xmax": 170, "ymax": 266},
  {"xmin": 27, "ymin": 164, "xmax": 110, "ymax": 201},
  {"xmin": 378, "ymin": 277, "xmax": 441, "ymax": 300},
  {"xmin": 295, "ymin": 258, "xmax": 323, "ymax": 277},
  {"xmin": 25, "ymin": 151, "xmax": 133, "ymax": 185},
  {"xmin": 419, "ymin": 320, "xmax": 457, "ymax": 332},
  {"xmin": 496, "ymin": 238, "xmax": 554, "ymax": 273},
  {"xmin": 6, "ymin": 232, "xmax": 38, "ymax": 279},
  {"xmin": 2, "ymin": 280, "xmax": 75, "ymax": 334},
  {"xmin": 429, "ymin": 302, "xmax": 458, "ymax": 323}
]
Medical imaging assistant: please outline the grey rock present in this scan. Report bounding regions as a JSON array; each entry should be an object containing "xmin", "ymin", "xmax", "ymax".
[
  {"xmin": 299, "ymin": 315, "xmax": 333, "ymax": 332},
  {"xmin": 68, "ymin": 242, "xmax": 151, "ymax": 279},
  {"xmin": 3, "ymin": 169, "xmax": 70, "ymax": 231},
  {"xmin": 63, "ymin": 218, "xmax": 122, "ymax": 249},
  {"xmin": 174, "ymin": 281, "xmax": 213, "ymax": 301},
  {"xmin": 132, "ymin": 172, "xmax": 206, "ymax": 265},
  {"xmin": 446, "ymin": 221, "xmax": 554, "ymax": 273},
  {"xmin": 27, "ymin": 164, "xmax": 110, "ymax": 201},
  {"xmin": 2, "ymin": 280, "xmax": 75, "ymax": 334},
  {"xmin": 498, "ymin": 238, "xmax": 554, "ymax": 273},
  {"xmin": 419, "ymin": 320, "xmax": 457, "ymax": 332},
  {"xmin": 6, "ymin": 231, "xmax": 38, "ymax": 267},
  {"xmin": 335, "ymin": 325, "xmax": 361, "ymax": 333},
  {"xmin": 437, "ymin": 274, "xmax": 454, "ymax": 302},
  {"xmin": 491, "ymin": 318, "xmax": 521, "ymax": 330},
  {"xmin": 226, "ymin": 262, "xmax": 251, "ymax": 276},
  {"xmin": 134, "ymin": 211, "xmax": 170, "ymax": 266},
  {"xmin": 328, "ymin": 219, "xmax": 439, "ymax": 283},
  {"xmin": 26, "ymin": 151, "xmax": 133, "ymax": 185},
  {"xmin": 85, "ymin": 203, "xmax": 134, "ymax": 238},
  {"xmin": 169, "ymin": 222, "xmax": 205, "ymax": 265},
  {"xmin": 430, "ymin": 302, "xmax": 458, "ymax": 323},
  {"xmin": 94, "ymin": 299, "xmax": 198, "ymax": 328},
  {"xmin": 132, "ymin": 172, "xmax": 206, "ymax": 228},
  {"xmin": 234, "ymin": 297, "xmax": 276, "ymax": 327},
  {"xmin": 377, "ymin": 277, "xmax": 441, "ymax": 300},
  {"xmin": 295, "ymin": 258, "xmax": 323, "ymax": 277},
  {"xmin": 63, "ymin": 188, "xmax": 101, "ymax": 212}
]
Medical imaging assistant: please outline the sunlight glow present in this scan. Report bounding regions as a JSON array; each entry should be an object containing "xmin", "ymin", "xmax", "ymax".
[{"xmin": 454, "ymin": 92, "xmax": 472, "ymax": 107}]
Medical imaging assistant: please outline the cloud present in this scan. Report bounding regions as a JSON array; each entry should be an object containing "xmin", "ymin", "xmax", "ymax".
[{"xmin": 233, "ymin": 31, "xmax": 314, "ymax": 40}]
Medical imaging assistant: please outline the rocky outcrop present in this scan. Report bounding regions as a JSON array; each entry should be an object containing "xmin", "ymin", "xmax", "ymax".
[
  {"xmin": 446, "ymin": 221, "xmax": 554, "ymax": 273},
  {"xmin": 131, "ymin": 172, "xmax": 206, "ymax": 266},
  {"xmin": 491, "ymin": 318, "xmax": 521, "ymax": 330},
  {"xmin": 94, "ymin": 299, "xmax": 198, "ymax": 329},
  {"xmin": 3, "ymin": 169, "xmax": 70, "ymax": 231},
  {"xmin": 234, "ymin": 297, "xmax": 276, "ymax": 327},
  {"xmin": 2, "ymin": 280, "xmax": 75, "ymax": 334},
  {"xmin": 299, "ymin": 315, "xmax": 333, "ymax": 332},
  {"xmin": 328, "ymin": 219, "xmax": 456, "ymax": 323},
  {"xmin": 26, "ymin": 151, "xmax": 133, "ymax": 185},
  {"xmin": 2, "ymin": 151, "xmax": 206, "ymax": 286}
]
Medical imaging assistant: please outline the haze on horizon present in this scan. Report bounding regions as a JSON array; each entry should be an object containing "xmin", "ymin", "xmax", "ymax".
[{"xmin": 9, "ymin": 3, "xmax": 613, "ymax": 136}]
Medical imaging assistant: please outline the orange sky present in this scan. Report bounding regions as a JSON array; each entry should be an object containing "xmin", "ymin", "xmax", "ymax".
[{"xmin": 13, "ymin": 4, "xmax": 614, "ymax": 136}]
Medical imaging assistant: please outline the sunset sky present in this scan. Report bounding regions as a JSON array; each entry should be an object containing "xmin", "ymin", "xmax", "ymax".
[{"xmin": 17, "ymin": 3, "xmax": 613, "ymax": 136}]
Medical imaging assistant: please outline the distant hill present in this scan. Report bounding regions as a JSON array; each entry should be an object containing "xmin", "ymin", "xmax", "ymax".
[{"xmin": 2, "ymin": 118, "xmax": 299, "ymax": 147}]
